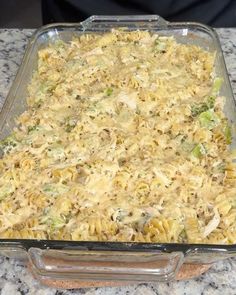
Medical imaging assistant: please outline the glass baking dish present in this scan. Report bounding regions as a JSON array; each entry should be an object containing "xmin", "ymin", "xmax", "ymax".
[{"xmin": 0, "ymin": 15, "xmax": 236, "ymax": 283}]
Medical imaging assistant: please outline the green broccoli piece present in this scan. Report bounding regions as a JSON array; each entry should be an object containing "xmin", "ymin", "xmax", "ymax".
[
  {"xmin": 207, "ymin": 96, "xmax": 216, "ymax": 109},
  {"xmin": 49, "ymin": 216, "xmax": 65, "ymax": 230},
  {"xmin": 212, "ymin": 77, "xmax": 223, "ymax": 96},
  {"xmin": 41, "ymin": 215, "xmax": 66, "ymax": 231},
  {"xmin": 65, "ymin": 117, "xmax": 77, "ymax": 133},
  {"xmin": 191, "ymin": 77, "xmax": 223, "ymax": 118},
  {"xmin": 53, "ymin": 40, "xmax": 66, "ymax": 54},
  {"xmin": 28, "ymin": 125, "xmax": 40, "ymax": 133},
  {"xmin": 198, "ymin": 110, "xmax": 220, "ymax": 129},
  {"xmin": 47, "ymin": 145, "xmax": 65, "ymax": 160},
  {"xmin": 105, "ymin": 87, "xmax": 113, "ymax": 96},
  {"xmin": 191, "ymin": 96, "xmax": 217, "ymax": 117},
  {"xmin": 42, "ymin": 183, "xmax": 69, "ymax": 197},
  {"xmin": 154, "ymin": 38, "xmax": 166, "ymax": 52},
  {"xmin": 191, "ymin": 103, "xmax": 209, "ymax": 117},
  {"xmin": 224, "ymin": 124, "xmax": 232, "ymax": 144},
  {"xmin": 191, "ymin": 143, "xmax": 206, "ymax": 158},
  {"xmin": 0, "ymin": 135, "xmax": 18, "ymax": 154},
  {"xmin": 0, "ymin": 183, "xmax": 15, "ymax": 200}
]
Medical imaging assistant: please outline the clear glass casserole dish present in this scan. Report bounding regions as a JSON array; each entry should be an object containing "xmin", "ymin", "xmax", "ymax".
[{"xmin": 0, "ymin": 15, "xmax": 236, "ymax": 283}]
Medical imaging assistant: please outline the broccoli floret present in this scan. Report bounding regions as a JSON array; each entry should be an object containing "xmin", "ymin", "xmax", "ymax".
[
  {"xmin": 198, "ymin": 110, "xmax": 219, "ymax": 129},
  {"xmin": 224, "ymin": 124, "xmax": 232, "ymax": 144},
  {"xmin": 0, "ymin": 135, "xmax": 18, "ymax": 154},
  {"xmin": 42, "ymin": 183, "xmax": 69, "ymax": 197},
  {"xmin": 212, "ymin": 77, "xmax": 223, "ymax": 96},
  {"xmin": 191, "ymin": 143, "xmax": 206, "ymax": 158},
  {"xmin": 191, "ymin": 77, "xmax": 223, "ymax": 117},
  {"xmin": 27, "ymin": 125, "xmax": 40, "ymax": 133},
  {"xmin": 105, "ymin": 87, "xmax": 113, "ymax": 96}
]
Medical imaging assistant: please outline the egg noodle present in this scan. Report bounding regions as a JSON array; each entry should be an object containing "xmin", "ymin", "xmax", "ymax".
[{"xmin": 0, "ymin": 29, "xmax": 235, "ymax": 244}]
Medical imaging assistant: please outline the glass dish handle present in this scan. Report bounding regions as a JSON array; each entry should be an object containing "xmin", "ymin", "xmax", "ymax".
[
  {"xmin": 81, "ymin": 15, "xmax": 168, "ymax": 30},
  {"xmin": 28, "ymin": 248, "xmax": 184, "ymax": 282}
]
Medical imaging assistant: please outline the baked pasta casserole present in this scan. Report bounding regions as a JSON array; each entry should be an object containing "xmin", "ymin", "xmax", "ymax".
[{"xmin": 0, "ymin": 29, "xmax": 235, "ymax": 244}]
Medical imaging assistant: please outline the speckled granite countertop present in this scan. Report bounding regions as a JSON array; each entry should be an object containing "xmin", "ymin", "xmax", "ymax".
[{"xmin": 0, "ymin": 28, "xmax": 236, "ymax": 295}]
